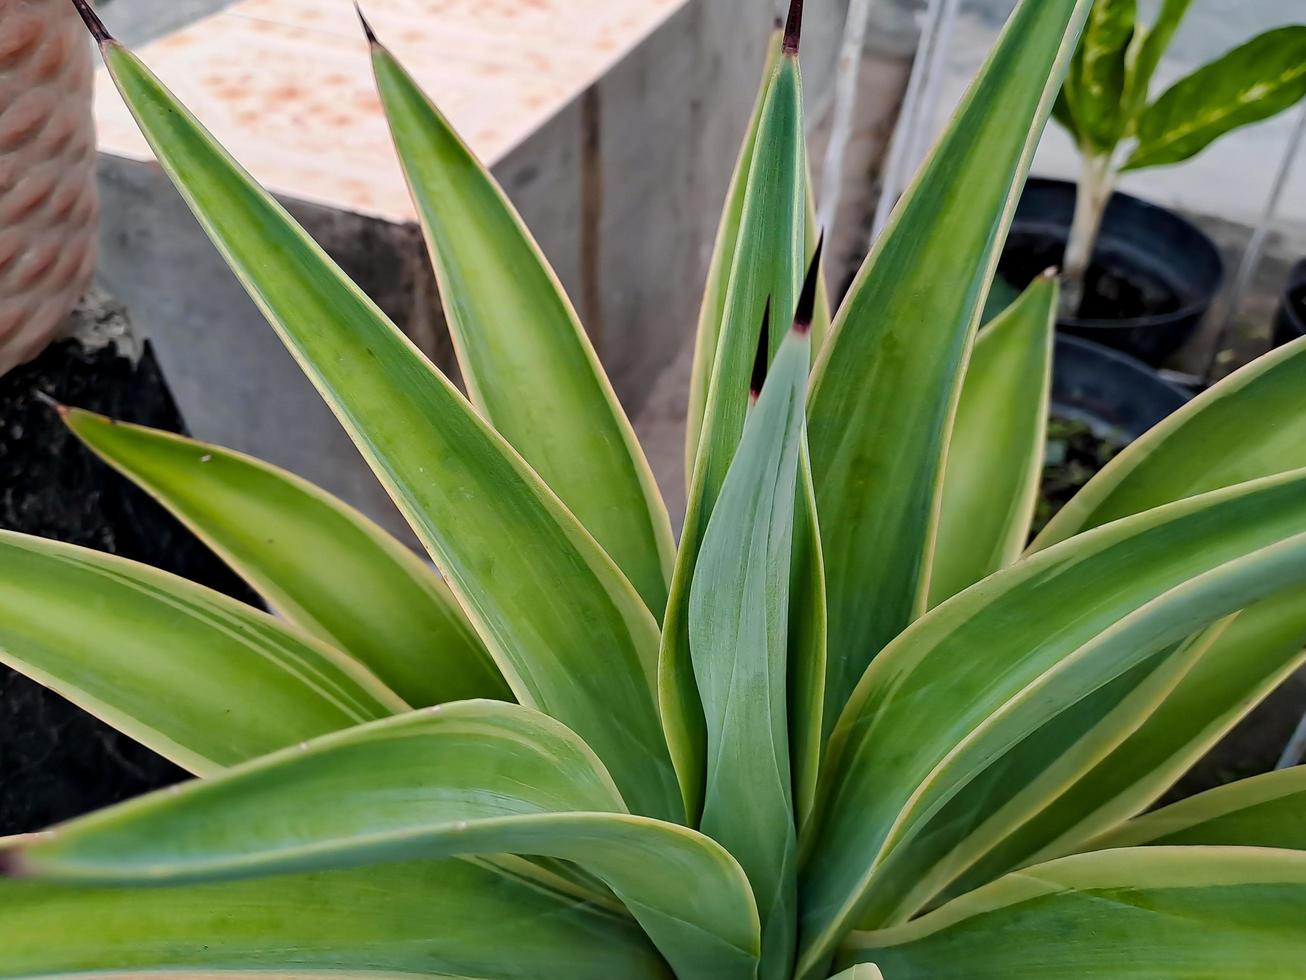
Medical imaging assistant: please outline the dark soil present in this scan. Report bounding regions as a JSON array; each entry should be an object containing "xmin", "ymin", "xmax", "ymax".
[
  {"xmin": 1001, "ymin": 230, "xmax": 1182, "ymax": 322},
  {"xmin": 0, "ymin": 321, "xmax": 260, "ymax": 835},
  {"xmin": 1033, "ymin": 416, "xmax": 1125, "ymax": 538}
]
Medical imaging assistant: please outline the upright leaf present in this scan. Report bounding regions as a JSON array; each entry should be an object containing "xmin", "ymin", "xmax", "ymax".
[
  {"xmin": 1121, "ymin": 0, "xmax": 1194, "ymax": 122},
  {"xmin": 929, "ymin": 274, "xmax": 1056, "ymax": 608},
  {"xmin": 7, "ymin": 703, "xmax": 761, "ymax": 980},
  {"xmin": 1125, "ymin": 26, "xmax": 1306, "ymax": 171},
  {"xmin": 92, "ymin": 31, "xmax": 680, "ymax": 820},
  {"xmin": 800, "ymin": 469, "xmax": 1306, "ymax": 973},
  {"xmin": 0, "ymin": 857, "xmax": 668, "ymax": 980},
  {"xmin": 0, "ymin": 532, "xmax": 403, "ymax": 775},
  {"xmin": 842, "ymin": 849, "xmax": 1306, "ymax": 978},
  {"xmin": 1062, "ymin": 0, "xmax": 1136, "ymax": 150},
  {"xmin": 369, "ymin": 38, "xmax": 674, "ymax": 618},
  {"xmin": 63, "ymin": 409, "xmax": 508, "ymax": 708},
  {"xmin": 660, "ymin": 16, "xmax": 808, "ymax": 820},
  {"xmin": 690, "ymin": 292, "xmax": 815, "ymax": 979},
  {"xmin": 807, "ymin": 0, "xmax": 1092, "ymax": 729}
]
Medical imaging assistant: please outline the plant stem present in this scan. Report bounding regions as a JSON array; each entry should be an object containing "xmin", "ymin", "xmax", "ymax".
[{"xmin": 1061, "ymin": 153, "xmax": 1117, "ymax": 317}]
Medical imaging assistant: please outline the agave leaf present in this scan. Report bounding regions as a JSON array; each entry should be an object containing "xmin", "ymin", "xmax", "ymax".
[
  {"xmin": 799, "ymin": 468, "xmax": 1306, "ymax": 971},
  {"xmin": 690, "ymin": 311, "xmax": 813, "ymax": 978},
  {"xmin": 1125, "ymin": 26, "xmax": 1306, "ymax": 171},
  {"xmin": 928, "ymin": 274, "xmax": 1056, "ymax": 608},
  {"xmin": 95, "ymin": 36, "xmax": 679, "ymax": 821},
  {"xmin": 933, "ymin": 586, "xmax": 1306, "ymax": 902},
  {"xmin": 1062, "ymin": 0, "xmax": 1136, "ymax": 151},
  {"xmin": 1121, "ymin": 0, "xmax": 1194, "ymax": 122},
  {"xmin": 1034, "ymin": 335, "xmax": 1306, "ymax": 549},
  {"xmin": 661, "ymin": 39, "xmax": 808, "ymax": 820},
  {"xmin": 62, "ymin": 409, "xmax": 509, "ymax": 708},
  {"xmin": 369, "ymin": 40, "xmax": 674, "ymax": 618},
  {"xmin": 807, "ymin": 0, "xmax": 1092, "ymax": 730},
  {"xmin": 0, "ymin": 531, "xmax": 403, "ymax": 775},
  {"xmin": 1087, "ymin": 764, "xmax": 1306, "ymax": 852},
  {"xmin": 790, "ymin": 456, "xmax": 828, "ymax": 831},
  {"xmin": 841, "ymin": 848, "xmax": 1306, "ymax": 977},
  {"xmin": 0, "ymin": 857, "xmax": 668, "ymax": 980},
  {"xmin": 8, "ymin": 702, "xmax": 760, "ymax": 980}
]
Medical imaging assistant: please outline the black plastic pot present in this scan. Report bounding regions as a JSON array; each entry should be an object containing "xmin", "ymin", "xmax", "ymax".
[
  {"xmin": 1273, "ymin": 258, "xmax": 1306, "ymax": 348},
  {"xmin": 1052, "ymin": 334, "xmax": 1192, "ymax": 442},
  {"xmin": 1001, "ymin": 177, "xmax": 1225, "ymax": 367}
]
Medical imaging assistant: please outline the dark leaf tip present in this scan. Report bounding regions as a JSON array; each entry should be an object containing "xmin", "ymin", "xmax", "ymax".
[
  {"xmin": 355, "ymin": 2, "xmax": 379, "ymax": 45},
  {"xmin": 0, "ymin": 846, "xmax": 29, "ymax": 879},
  {"xmin": 783, "ymin": 0, "xmax": 804, "ymax": 53},
  {"xmin": 794, "ymin": 232, "xmax": 825, "ymax": 334},
  {"xmin": 751, "ymin": 300, "xmax": 773, "ymax": 399},
  {"xmin": 69, "ymin": 0, "xmax": 113, "ymax": 43}
]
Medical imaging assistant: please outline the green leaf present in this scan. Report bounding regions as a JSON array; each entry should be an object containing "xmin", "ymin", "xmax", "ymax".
[
  {"xmin": 0, "ymin": 531, "xmax": 402, "ymax": 775},
  {"xmin": 799, "ymin": 468, "xmax": 1306, "ymax": 972},
  {"xmin": 661, "ymin": 47, "xmax": 808, "ymax": 821},
  {"xmin": 828, "ymin": 967, "xmax": 884, "ymax": 980},
  {"xmin": 63, "ymin": 409, "xmax": 509, "ymax": 709},
  {"xmin": 931, "ymin": 586, "xmax": 1306, "ymax": 903},
  {"xmin": 1121, "ymin": 0, "xmax": 1194, "ymax": 122},
  {"xmin": 806, "ymin": 0, "xmax": 1093, "ymax": 731},
  {"xmin": 370, "ymin": 42, "xmax": 674, "ymax": 619},
  {"xmin": 1125, "ymin": 26, "xmax": 1306, "ymax": 171},
  {"xmin": 97, "ymin": 40, "xmax": 680, "ymax": 821},
  {"xmin": 0, "ymin": 857, "xmax": 669, "ymax": 980},
  {"xmin": 841, "ymin": 848, "xmax": 1306, "ymax": 977},
  {"xmin": 928, "ymin": 274, "xmax": 1056, "ymax": 608},
  {"xmin": 9, "ymin": 702, "xmax": 760, "ymax": 980},
  {"xmin": 690, "ymin": 321, "xmax": 812, "ymax": 978},
  {"xmin": 1062, "ymin": 0, "xmax": 1136, "ymax": 151},
  {"xmin": 1088, "ymin": 763, "xmax": 1306, "ymax": 851}
]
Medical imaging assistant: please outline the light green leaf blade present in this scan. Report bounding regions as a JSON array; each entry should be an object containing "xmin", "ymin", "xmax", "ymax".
[
  {"xmin": 799, "ymin": 468, "xmax": 1306, "ymax": 972},
  {"xmin": 828, "ymin": 967, "xmax": 884, "ymax": 980},
  {"xmin": 10, "ymin": 702, "xmax": 760, "ymax": 980},
  {"xmin": 0, "ymin": 857, "xmax": 669, "ymax": 980},
  {"xmin": 0, "ymin": 531, "xmax": 402, "ymax": 776},
  {"xmin": 932, "ymin": 585, "xmax": 1306, "ymax": 903},
  {"xmin": 1062, "ymin": 0, "xmax": 1136, "ymax": 151},
  {"xmin": 1125, "ymin": 26, "xmax": 1306, "ymax": 171},
  {"xmin": 97, "ymin": 39, "xmax": 680, "ymax": 821},
  {"xmin": 62, "ymin": 408, "xmax": 509, "ymax": 708},
  {"xmin": 661, "ymin": 47, "xmax": 808, "ymax": 821},
  {"xmin": 1121, "ymin": 0, "xmax": 1194, "ymax": 122},
  {"xmin": 1089, "ymin": 764, "xmax": 1306, "ymax": 852},
  {"xmin": 842, "ymin": 848, "xmax": 1306, "ymax": 978},
  {"xmin": 370, "ymin": 41, "xmax": 673, "ymax": 619},
  {"xmin": 690, "ymin": 323, "xmax": 812, "ymax": 979},
  {"xmin": 1035, "ymin": 335, "xmax": 1306, "ymax": 550},
  {"xmin": 807, "ymin": 0, "xmax": 1092, "ymax": 730},
  {"xmin": 928, "ymin": 274, "xmax": 1056, "ymax": 608}
]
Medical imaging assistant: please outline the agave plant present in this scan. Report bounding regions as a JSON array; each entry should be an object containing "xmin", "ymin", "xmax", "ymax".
[{"xmin": 4, "ymin": 0, "xmax": 1306, "ymax": 976}]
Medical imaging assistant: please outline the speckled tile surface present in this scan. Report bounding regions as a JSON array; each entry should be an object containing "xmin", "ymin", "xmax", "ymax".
[{"xmin": 95, "ymin": 0, "xmax": 688, "ymax": 220}]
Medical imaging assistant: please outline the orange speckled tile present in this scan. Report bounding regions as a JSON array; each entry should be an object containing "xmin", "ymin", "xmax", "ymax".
[{"xmin": 95, "ymin": 0, "xmax": 688, "ymax": 220}]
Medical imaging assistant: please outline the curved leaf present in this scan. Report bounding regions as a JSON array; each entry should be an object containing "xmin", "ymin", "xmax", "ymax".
[
  {"xmin": 0, "ymin": 531, "xmax": 402, "ymax": 775},
  {"xmin": 842, "ymin": 848, "xmax": 1306, "ymax": 977},
  {"xmin": 799, "ymin": 469, "xmax": 1306, "ymax": 971},
  {"xmin": 95, "ymin": 38, "xmax": 680, "ymax": 821},
  {"xmin": 928, "ymin": 274, "xmax": 1056, "ymax": 608},
  {"xmin": 1062, "ymin": 0, "xmax": 1135, "ymax": 150},
  {"xmin": 1121, "ymin": 0, "xmax": 1194, "ymax": 121},
  {"xmin": 0, "ymin": 857, "xmax": 668, "ymax": 980},
  {"xmin": 807, "ymin": 0, "xmax": 1093, "ymax": 730},
  {"xmin": 63, "ymin": 409, "xmax": 508, "ymax": 708},
  {"xmin": 9, "ymin": 702, "xmax": 760, "ymax": 980},
  {"xmin": 1089, "ymin": 764, "xmax": 1306, "ymax": 851},
  {"xmin": 1125, "ymin": 26, "xmax": 1306, "ymax": 171},
  {"xmin": 370, "ymin": 41, "xmax": 674, "ymax": 619}
]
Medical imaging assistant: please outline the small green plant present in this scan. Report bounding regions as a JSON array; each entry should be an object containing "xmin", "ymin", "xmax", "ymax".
[
  {"xmin": 1055, "ymin": 0, "xmax": 1306, "ymax": 311},
  {"xmin": 4, "ymin": 1, "xmax": 1306, "ymax": 977}
]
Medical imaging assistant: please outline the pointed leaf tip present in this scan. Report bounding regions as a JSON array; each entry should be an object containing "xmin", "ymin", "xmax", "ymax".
[
  {"xmin": 69, "ymin": 0, "xmax": 112, "ymax": 43},
  {"xmin": 794, "ymin": 233, "xmax": 824, "ymax": 334},
  {"xmin": 354, "ymin": 2, "xmax": 379, "ymax": 44},
  {"xmin": 751, "ymin": 300, "xmax": 773, "ymax": 399},
  {"xmin": 0, "ymin": 846, "xmax": 28, "ymax": 879},
  {"xmin": 31, "ymin": 390, "xmax": 68, "ymax": 416},
  {"xmin": 783, "ymin": 0, "xmax": 804, "ymax": 53}
]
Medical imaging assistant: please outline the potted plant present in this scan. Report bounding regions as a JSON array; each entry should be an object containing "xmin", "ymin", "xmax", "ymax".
[{"xmin": 1001, "ymin": 0, "xmax": 1306, "ymax": 365}]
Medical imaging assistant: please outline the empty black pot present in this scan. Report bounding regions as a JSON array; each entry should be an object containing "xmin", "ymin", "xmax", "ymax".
[
  {"xmin": 1002, "ymin": 177, "xmax": 1225, "ymax": 367},
  {"xmin": 1052, "ymin": 334, "xmax": 1192, "ymax": 442},
  {"xmin": 1273, "ymin": 258, "xmax": 1306, "ymax": 348}
]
